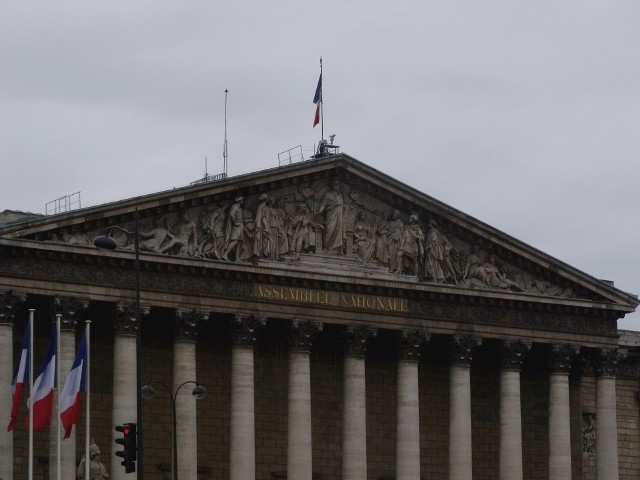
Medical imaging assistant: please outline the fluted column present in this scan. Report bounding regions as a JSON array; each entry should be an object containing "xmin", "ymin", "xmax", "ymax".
[
  {"xmin": 342, "ymin": 325, "xmax": 376, "ymax": 480},
  {"xmin": 448, "ymin": 334, "xmax": 481, "ymax": 480},
  {"xmin": 595, "ymin": 347, "xmax": 625, "ymax": 480},
  {"xmin": 111, "ymin": 302, "xmax": 147, "ymax": 480},
  {"xmin": 0, "ymin": 290, "xmax": 26, "ymax": 480},
  {"xmin": 499, "ymin": 339, "xmax": 531, "ymax": 480},
  {"xmin": 548, "ymin": 344, "xmax": 579, "ymax": 480},
  {"xmin": 174, "ymin": 308, "xmax": 208, "ymax": 480},
  {"xmin": 49, "ymin": 297, "xmax": 87, "ymax": 480},
  {"xmin": 396, "ymin": 329, "xmax": 430, "ymax": 480},
  {"xmin": 230, "ymin": 313, "xmax": 266, "ymax": 480},
  {"xmin": 287, "ymin": 319, "xmax": 322, "ymax": 480}
]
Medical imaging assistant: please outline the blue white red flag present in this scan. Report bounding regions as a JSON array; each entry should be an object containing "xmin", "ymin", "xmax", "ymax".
[
  {"xmin": 313, "ymin": 73, "xmax": 322, "ymax": 127},
  {"xmin": 7, "ymin": 323, "xmax": 30, "ymax": 431},
  {"xmin": 59, "ymin": 327, "xmax": 88, "ymax": 438},
  {"xmin": 28, "ymin": 329, "xmax": 57, "ymax": 431}
]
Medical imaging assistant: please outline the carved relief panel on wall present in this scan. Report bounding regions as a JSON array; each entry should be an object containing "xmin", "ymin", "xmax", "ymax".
[{"xmin": 57, "ymin": 178, "xmax": 574, "ymax": 298}]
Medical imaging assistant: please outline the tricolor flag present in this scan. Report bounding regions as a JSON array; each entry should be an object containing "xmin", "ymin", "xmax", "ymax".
[
  {"xmin": 59, "ymin": 327, "xmax": 87, "ymax": 439},
  {"xmin": 7, "ymin": 324, "xmax": 30, "ymax": 431},
  {"xmin": 28, "ymin": 329, "xmax": 57, "ymax": 431},
  {"xmin": 313, "ymin": 73, "xmax": 322, "ymax": 128}
]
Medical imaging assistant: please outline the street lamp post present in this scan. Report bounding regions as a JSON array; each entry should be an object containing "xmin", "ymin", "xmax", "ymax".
[
  {"xmin": 141, "ymin": 381, "xmax": 206, "ymax": 480},
  {"xmin": 93, "ymin": 209, "xmax": 144, "ymax": 479}
]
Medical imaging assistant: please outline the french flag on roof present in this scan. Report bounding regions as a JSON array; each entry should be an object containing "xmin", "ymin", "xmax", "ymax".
[
  {"xmin": 7, "ymin": 323, "xmax": 30, "ymax": 431},
  {"xmin": 59, "ymin": 327, "xmax": 87, "ymax": 439},
  {"xmin": 313, "ymin": 73, "xmax": 322, "ymax": 128},
  {"xmin": 28, "ymin": 329, "xmax": 57, "ymax": 431}
]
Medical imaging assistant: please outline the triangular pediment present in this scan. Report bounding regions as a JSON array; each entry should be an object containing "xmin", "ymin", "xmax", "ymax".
[{"xmin": 1, "ymin": 154, "xmax": 637, "ymax": 314}]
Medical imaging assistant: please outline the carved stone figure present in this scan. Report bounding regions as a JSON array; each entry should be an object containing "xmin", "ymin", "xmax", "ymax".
[
  {"xmin": 484, "ymin": 256, "xmax": 523, "ymax": 291},
  {"xmin": 199, "ymin": 204, "xmax": 227, "ymax": 259},
  {"xmin": 439, "ymin": 226, "xmax": 461, "ymax": 284},
  {"xmin": 373, "ymin": 210, "xmax": 390, "ymax": 266},
  {"xmin": 583, "ymin": 414, "xmax": 596, "ymax": 454},
  {"xmin": 222, "ymin": 196, "xmax": 246, "ymax": 262},
  {"xmin": 393, "ymin": 214, "xmax": 424, "ymax": 277},
  {"xmin": 352, "ymin": 211, "xmax": 375, "ymax": 263},
  {"xmin": 139, "ymin": 217, "xmax": 174, "ymax": 254},
  {"xmin": 240, "ymin": 208, "xmax": 256, "ymax": 262},
  {"xmin": 253, "ymin": 194, "xmax": 272, "ymax": 260},
  {"xmin": 270, "ymin": 197, "xmax": 290, "ymax": 260},
  {"xmin": 316, "ymin": 181, "xmax": 346, "ymax": 255},
  {"xmin": 77, "ymin": 439, "xmax": 109, "ymax": 480},
  {"xmin": 424, "ymin": 219, "xmax": 446, "ymax": 283},
  {"xmin": 159, "ymin": 211, "xmax": 197, "ymax": 256},
  {"xmin": 387, "ymin": 209, "xmax": 404, "ymax": 273},
  {"xmin": 463, "ymin": 245, "xmax": 488, "ymax": 285},
  {"xmin": 290, "ymin": 203, "xmax": 316, "ymax": 255}
]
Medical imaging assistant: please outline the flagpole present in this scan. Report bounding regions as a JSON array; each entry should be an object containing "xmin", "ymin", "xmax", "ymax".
[
  {"xmin": 28, "ymin": 309, "xmax": 34, "ymax": 480},
  {"xmin": 85, "ymin": 321, "xmax": 91, "ymax": 480},
  {"xmin": 56, "ymin": 314, "xmax": 61, "ymax": 480},
  {"xmin": 320, "ymin": 57, "xmax": 324, "ymax": 141}
]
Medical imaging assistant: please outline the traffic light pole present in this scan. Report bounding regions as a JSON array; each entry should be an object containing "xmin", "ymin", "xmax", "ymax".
[{"xmin": 134, "ymin": 210, "xmax": 144, "ymax": 480}]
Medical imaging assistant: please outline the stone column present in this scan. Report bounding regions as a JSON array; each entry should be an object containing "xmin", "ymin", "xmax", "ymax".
[
  {"xmin": 595, "ymin": 347, "xmax": 625, "ymax": 480},
  {"xmin": 342, "ymin": 325, "xmax": 376, "ymax": 480},
  {"xmin": 49, "ymin": 297, "xmax": 86, "ymax": 480},
  {"xmin": 0, "ymin": 290, "xmax": 26, "ymax": 480},
  {"xmin": 287, "ymin": 319, "xmax": 322, "ymax": 480},
  {"xmin": 230, "ymin": 313, "xmax": 266, "ymax": 480},
  {"xmin": 111, "ymin": 303, "xmax": 145, "ymax": 480},
  {"xmin": 396, "ymin": 329, "xmax": 430, "ymax": 480},
  {"xmin": 448, "ymin": 334, "xmax": 481, "ymax": 480},
  {"xmin": 498, "ymin": 339, "xmax": 531, "ymax": 480},
  {"xmin": 548, "ymin": 344, "xmax": 579, "ymax": 480},
  {"xmin": 174, "ymin": 308, "xmax": 208, "ymax": 480}
]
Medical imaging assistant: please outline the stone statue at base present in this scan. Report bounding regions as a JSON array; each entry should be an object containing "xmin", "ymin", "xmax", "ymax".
[{"xmin": 77, "ymin": 439, "xmax": 110, "ymax": 480}]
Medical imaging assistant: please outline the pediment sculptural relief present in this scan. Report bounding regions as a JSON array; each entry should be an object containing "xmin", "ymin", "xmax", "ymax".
[{"xmin": 58, "ymin": 179, "xmax": 573, "ymax": 298}]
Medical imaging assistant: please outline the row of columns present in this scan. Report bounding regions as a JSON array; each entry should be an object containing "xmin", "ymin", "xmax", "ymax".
[{"xmin": 0, "ymin": 291, "xmax": 627, "ymax": 480}]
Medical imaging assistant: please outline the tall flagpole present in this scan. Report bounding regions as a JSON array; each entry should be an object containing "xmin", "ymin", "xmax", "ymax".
[
  {"xmin": 85, "ymin": 321, "xmax": 91, "ymax": 480},
  {"xmin": 56, "ymin": 314, "xmax": 61, "ymax": 480},
  {"xmin": 320, "ymin": 58, "xmax": 324, "ymax": 141},
  {"xmin": 28, "ymin": 309, "xmax": 34, "ymax": 480},
  {"xmin": 223, "ymin": 89, "xmax": 229, "ymax": 177}
]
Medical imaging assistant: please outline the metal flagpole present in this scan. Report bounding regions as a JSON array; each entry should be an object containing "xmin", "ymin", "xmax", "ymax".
[
  {"xmin": 28, "ymin": 309, "xmax": 34, "ymax": 480},
  {"xmin": 56, "ymin": 314, "xmax": 61, "ymax": 480},
  {"xmin": 320, "ymin": 58, "xmax": 324, "ymax": 142},
  {"xmin": 224, "ymin": 89, "xmax": 229, "ymax": 177},
  {"xmin": 85, "ymin": 321, "xmax": 91, "ymax": 480}
]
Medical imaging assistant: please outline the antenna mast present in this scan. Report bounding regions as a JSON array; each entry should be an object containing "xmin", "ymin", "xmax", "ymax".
[{"xmin": 223, "ymin": 89, "xmax": 228, "ymax": 177}]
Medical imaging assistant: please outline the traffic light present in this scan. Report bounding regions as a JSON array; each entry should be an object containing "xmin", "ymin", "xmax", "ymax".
[{"xmin": 115, "ymin": 422, "xmax": 137, "ymax": 473}]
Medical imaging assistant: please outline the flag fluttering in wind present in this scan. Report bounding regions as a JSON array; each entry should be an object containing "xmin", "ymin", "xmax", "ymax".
[
  {"xmin": 313, "ymin": 73, "xmax": 322, "ymax": 128},
  {"xmin": 7, "ymin": 323, "xmax": 30, "ymax": 431},
  {"xmin": 59, "ymin": 327, "xmax": 88, "ymax": 439},
  {"xmin": 28, "ymin": 329, "xmax": 57, "ymax": 431}
]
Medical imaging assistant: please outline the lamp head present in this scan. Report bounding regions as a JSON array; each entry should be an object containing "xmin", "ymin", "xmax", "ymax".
[
  {"xmin": 192, "ymin": 385, "xmax": 207, "ymax": 400},
  {"xmin": 93, "ymin": 232, "xmax": 118, "ymax": 250},
  {"xmin": 141, "ymin": 384, "xmax": 155, "ymax": 399}
]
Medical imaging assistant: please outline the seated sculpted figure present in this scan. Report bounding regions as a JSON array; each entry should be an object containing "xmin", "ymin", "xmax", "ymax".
[{"xmin": 77, "ymin": 440, "xmax": 109, "ymax": 480}]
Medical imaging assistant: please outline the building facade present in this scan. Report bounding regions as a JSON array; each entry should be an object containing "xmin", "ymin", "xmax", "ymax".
[{"xmin": 1, "ymin": 154, "xmax": 638, "ymax": 480}]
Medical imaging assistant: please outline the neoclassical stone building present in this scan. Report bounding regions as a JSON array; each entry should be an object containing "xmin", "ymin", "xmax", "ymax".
[{"xmin": 1, "ymin": 154, "xmax": 638, "ymax": 480}]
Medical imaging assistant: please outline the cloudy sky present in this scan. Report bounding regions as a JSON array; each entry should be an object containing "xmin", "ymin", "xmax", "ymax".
[{"xmin": 1, "ymin": 2, "xmax": 638, "ymax": 328}]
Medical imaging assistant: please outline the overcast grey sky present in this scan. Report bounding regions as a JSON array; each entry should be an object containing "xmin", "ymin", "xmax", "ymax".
[{"xmin": 1, "ymin": 1, "xmax": 638, "ymax": 328}]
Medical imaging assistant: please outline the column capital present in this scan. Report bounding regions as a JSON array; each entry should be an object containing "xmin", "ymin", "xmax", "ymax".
[
  {"xmin": 232, "ymin": 313, "xmax": 266, "ymax": 347},
  {"xmin": 449, "ymin": 334, "xmax": 482, "ymax": 366},
  {"xmin": 288, "ymin": 319, "xmax": 323, "ymax": 353},
  {"xmin": 52, "ymin": 296, "xmax": 89, "ymax": 332},
  {"xmin": 595, "ymin": 347, "xmax": 626, "ymax": 377},
  {"xmin": 344, "ymin": 325, "xmax": 377, "ymax": 357},
  {"xmin": 548, "ymin": 343, "xmax": 580, "ymax": 373},
  {"xmin": 500, "ymin": 338, "xmax": 531, "ymax": 370},
  {"xmin": 174, "ymin": 307, "xmax": 209, "ymax": 343},
  {"xmin": 114, "ymin": 302, "xmax": 150, "ymax": 336},
  {"xmin": 397, "ymin": 328, "xmax": 430, "ymax": 362},
  {"xmin": 0, "ymin": 289, "xmax": 26, "ymax": 325}
]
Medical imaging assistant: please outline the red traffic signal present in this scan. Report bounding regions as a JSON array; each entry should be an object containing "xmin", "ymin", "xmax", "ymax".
[{"xmin": 115, "ymin": 422, "xmax": 137, "ymax": 473}]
